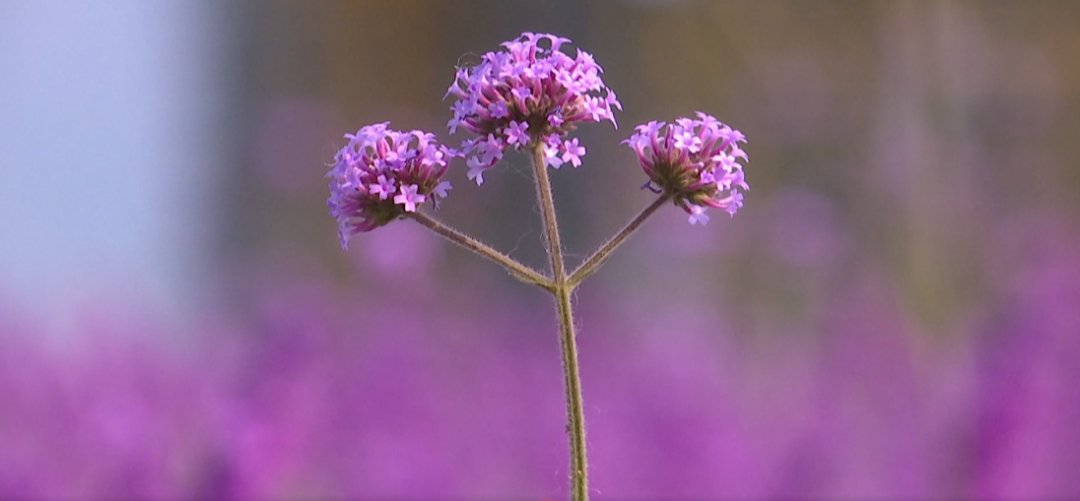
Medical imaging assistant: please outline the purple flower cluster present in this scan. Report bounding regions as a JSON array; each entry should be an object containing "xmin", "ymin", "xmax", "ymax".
[
  {"xmin": 625, "ymin": 113, "xmax": 749, "ymax": 224},
  {"xmin": 326, "ymin": 123, "xmax": 453, "ymax": 248},
  {"xmin": 445, "ymin": 32, "xmax": 622, "ymax": 184},
  {"xmin": 326, "ymin": 33, "xmax": 749, "ymax": 244}
]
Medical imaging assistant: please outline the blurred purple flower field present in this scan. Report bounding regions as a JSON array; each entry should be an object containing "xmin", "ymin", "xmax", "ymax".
[{"xmin": 3, "ymin": 202, "xmax": 1078, "ymax": 498}]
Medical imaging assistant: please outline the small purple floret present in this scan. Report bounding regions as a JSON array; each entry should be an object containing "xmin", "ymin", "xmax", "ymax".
[
  {"xmin": 369, "ymin": 175, "xmax": 395, "ymax": 200},
  {"xmin": 394, "ymin": 184, "xmax": 425, "ymax": 213},
  {"xmin": 505, "ymin": 120, "xmax": 530, "ymax": 146},
  {"xmin": 445, "ymin": 32, "xmax": 620, "ymax": 181},
  {"xmin": 327, "ymin": 123, "xmax": 454, "ymax": 248},
  {"xmin": 561, "ymin": 138, "xmax": 586, "ymax": 168},
  {"xmin": 624, "ymin": 112, "xmax": 749, "ymax": 223},
  {"xmin": 688, "ymin": 205, "xmax": 710, "ymax": 225}
]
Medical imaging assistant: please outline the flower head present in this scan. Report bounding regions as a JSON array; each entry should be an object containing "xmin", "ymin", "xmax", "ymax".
[
  {"xmin": 445, "ymin": 32, "xmax": 621, "ymax": 183},
  {"xmin": 624, "ymin": 112, "xmax": 749, "ymax": 223},
  {"xmin": 327, "ymin": 123, "xmax": 454, "ymax": 248}
]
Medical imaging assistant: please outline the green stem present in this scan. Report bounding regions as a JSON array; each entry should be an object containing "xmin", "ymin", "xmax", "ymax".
[
  {"xmin": 529, "ymin": 142, "xmax": 588, "ymax": 501},
  {"xmin": 568, "ymin": 195, "xmax": 669, "ymax": 286},
  {"xmin": 409, "ymin": 211, "xmax": 553, "ymax": 291},
  {"xmin": 530, "ymin": 144, "xmax": 568, "ymax": 283},
  {"xmin": 555, "ymin": 283, "xmax": 587, "ymax": 501}
]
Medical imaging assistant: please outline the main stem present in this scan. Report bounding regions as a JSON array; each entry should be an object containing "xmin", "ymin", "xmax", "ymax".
[{"xmin": 530, "ymin": 142, "xmax": 588, "ymax": 501}]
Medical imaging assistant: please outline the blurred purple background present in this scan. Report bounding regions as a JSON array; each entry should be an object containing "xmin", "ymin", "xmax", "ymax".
[{"xmin": 3, "ymin": 1, "xmax": 1080, "ymax": 498}]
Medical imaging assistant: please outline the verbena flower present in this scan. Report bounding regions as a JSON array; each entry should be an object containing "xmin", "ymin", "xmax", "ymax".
[
  {"xmin": 327, "ymin": 123, "xmax": 453, "ymax": 248},
  {"xmin": 624, "ymin": 112, "xmax": 749, "ymax": 224},
  {"xmin": 445, "ymin": 32, "xmax": 621, "ymax": 184}
]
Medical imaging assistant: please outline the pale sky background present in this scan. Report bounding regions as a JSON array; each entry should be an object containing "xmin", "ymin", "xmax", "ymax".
[{"xmin": 0, "ymin": 1, "xmax": 226, "ymax": 327}]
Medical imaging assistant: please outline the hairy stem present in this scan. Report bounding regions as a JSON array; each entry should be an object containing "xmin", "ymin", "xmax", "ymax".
[
  {"xmin": 555, "ymin": 283, "xmax": 587, "ymax": 500},
  {"xmin": 409, "ymin": 211, "xmax": 553, "ymax": 290},
  {"xmin": 530, "ymin": 145, "xmax": 568, "ymax": 283},
  {"xmin": 530, "ymin": 142, "xmax": 588, "ymax": 500},
  {"xmin": 568, "ymin": 195, "xmax": 669, "ymax": 286}
]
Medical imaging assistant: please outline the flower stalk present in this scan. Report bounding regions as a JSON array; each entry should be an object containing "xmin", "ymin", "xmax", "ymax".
[
  {"xmin": 529, "ymin": 141, "xmax": 589, "ymax": 500},
  {"xmin": 408, "ymin": 211, "xmax": 552, "ymax": 290},
  {"xmin": 407, "ymin": 145, "xmax": 670, "ymax": 499},
  {"xmin": 569, "ymin": 194, "xmax": 670, "ymax": 287}
]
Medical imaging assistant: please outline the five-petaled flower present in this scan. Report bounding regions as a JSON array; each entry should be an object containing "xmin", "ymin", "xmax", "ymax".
[
  {"xmin": 561, "ymin": 138, "xmax": 586, "ymax": 168},
  {"xmin": 445, "ymin": 32, "xmax": 621, "ymax": 184},
  {"xmin": 326, "ymin": 123, "xmax": 454, "ymax": 248},
  {"xmin": 393, "ymin": 184, "xmax": 425, "ymax": 213},
  {"xmin": 505, "ymin": 121, "xmax": 531, "ymax": 146},
  {"xmin": 624, "ymin": 112, "xmax": 749, "ymax": 224}
]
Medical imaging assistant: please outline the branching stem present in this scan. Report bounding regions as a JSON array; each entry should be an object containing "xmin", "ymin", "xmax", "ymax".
[
  {"xmin": 568, "ymin": 195, "xmax": 669, "ymax": 286},
  {"xmin": 412, "ymin": 144, "xmax": 666, "ymax": 501},
  {"xmin": 409, "ymin": 211, "xmax": 553, "ymax": 291}
]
